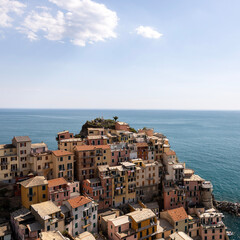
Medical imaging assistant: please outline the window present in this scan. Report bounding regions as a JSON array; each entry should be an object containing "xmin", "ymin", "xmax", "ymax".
[
  {"xmin": 75, "ymin": 223, "xmax": 78, "ymax": 228},
  {"xmin": 185, "ymin": 219, "xmax": 187, "ymax": 223},
  {"xmin": 84, "ymin": 204, "xmax": 87, "ymax": 207},
  {"xmin": 42, "ymin": 194, "xmax": 46, "ymax": 198},
  {"xmin": 205, "ymin": 230, "xmax": 207, "ymax": 234},
  {"xmin": 205, "ymin": 237, "xmax": 207, "ymax": 240},
  {"xmin": 60, "ymin": 157, "xmax": 63, "ymax": 161},
  {"xmin": 68, "ymin": 156, "xmax": 71, "ymax": 160},
  {"xmin": 47, "ymin": 226, "xmax": 50, "ymax": 231},
  {"xmin": 75, "ymin": 214, "xmax": 78, "ymax": 220},
  {"xmin": 220, "ymin": 229, "xmax": 222, "ymax": 233},
  {"xmin": 212, "ymin": 236, "xmax": 214, "ymax": 240},
  {"xmin": 93, "ymin": 223, "xmax": 96, "ymax": 228},
  {"xmin": 55, "ymin": 222, "xmax": 58, "ymax": 228},
  {"xmin": 75, "ymin": 232, "xmax": 78, "ymax": 236},
  {"xmin": 176, "ymin": 222, "xmax": 178, "ymax": 226},
  {"xmin": 29, "ymin": 196, "xmax": 32, "ymax": 201},
  {"xmin": 93, "ymin": 214, "xmax": 96, "ymax": 219},
  {"xmin": 220, "ymin": 235, "xmax": 222, "ymax": 239},
  {"xmin": 42, "ymin": 185, "xmax": 46, "ymax": 190},
  {"xmin": 138, "ymin": 223, "xmax": 141, "ymax": 229}
]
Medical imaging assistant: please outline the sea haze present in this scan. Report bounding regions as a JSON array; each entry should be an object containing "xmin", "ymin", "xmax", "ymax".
[{"xmin": 0, "ymin": 109, "xmax": 239, "ymax": 238}]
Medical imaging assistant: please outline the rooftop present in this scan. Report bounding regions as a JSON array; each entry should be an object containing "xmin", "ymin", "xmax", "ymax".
[
  {"xmin": 48, "ymin": 177, "xmax": 68, "ymax": 188},
  {"xmin": 110, "ymin": 215, "xmax": 130, "ymax": 226},
  {"xmin": 52, "ymin": 150, "xmax": 74, "ymax": 157},
  {"xmin": 31, "ymin": 143, "xmax": 47, "ymax": 148},
  {"xmin": 88, "ymin": 128, "xmax": 105, "ymax": 131},
  {"xmin": 20, "ymin": 176, "xmax": 48, "ymax": 188},
  {"xmin": 157, "ymin": 219, "xmax": 174, "ymax": 232},
  {"xmin": 67, "ymin": 195, "xmax": 92, "ymax": 209},
  {"xmin": 31, "ymin": 201, "xmax": 61, "ymax": 220},
  {"xmin": 13, "ymin": 136, "xmax": 31, "ymax": 142},
  {"xmin": 98, "ymin": 165, "xmax": 110, "ymax": 172},
  {"xmin": 165, "ymin": 150, "xmax": 176, "ymax": 156},
  {"xmin": 60, "ymin": 138, "xmax": 82, "ymax": 142},
  {"xmin": 170, "ymin": 232, "xmax": 193, "ymax": 240},
  {"xmin": 76, "ymin": 231, "xmax": 96, "ymax": 240},
  {"xmin": 116, "ymin": 122, "xmax": 128, "ymax": 126},
  {"xmin": 167, "ymin": 207, "xmax": 188, "ymax": 222},
  {"xmin": 57, "ymin": 130, "xmax": 70, "ymax": 135},
  {"xmin": 0, "ymin": 144, "xmax": 15, "ymax": 150},
  {"xmin": 40, "ymin": 231, "xmax": 67, "ymax": 240},
  {"xmin": 127, "ymin": 209, "xmax": 156, "ymax": 223},
  {"xmin": 136, "ymin": 142, "xmax": 148, "ymax": 148},
  {"xmin": 184, "ymin": 174, "xmax": 204, "ymax": 182}
]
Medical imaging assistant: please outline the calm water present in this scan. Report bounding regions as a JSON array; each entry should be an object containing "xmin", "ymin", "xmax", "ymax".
[{"xmin": 0, "ymin": 109, "xmax": 239, "ymax": 237}]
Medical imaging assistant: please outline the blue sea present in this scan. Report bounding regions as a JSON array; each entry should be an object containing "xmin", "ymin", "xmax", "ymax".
[{"xmin": 0, "ymin": 109, "xmax": 239, "ymax": 237}]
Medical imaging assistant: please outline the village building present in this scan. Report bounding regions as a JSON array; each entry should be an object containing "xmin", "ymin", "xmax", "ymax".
[
  {"xmin": 20, "ymin": 176, "xmax": 48, "ymax": 209},
  {"xmin": 65, "ymin": 196, "xmax": 98, "ymax": 237},
  {"xmin": 52, "ymin": 150, "xmax": 74, "ymax": 181}
]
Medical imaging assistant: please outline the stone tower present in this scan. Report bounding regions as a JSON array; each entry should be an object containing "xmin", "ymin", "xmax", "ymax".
[{"xmin": 201, "ymin": 181, "xmax": 213, "ymax": 209}]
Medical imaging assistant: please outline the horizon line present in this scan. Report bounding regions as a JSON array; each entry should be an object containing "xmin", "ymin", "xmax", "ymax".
[{"xmin": 0, "ymin": 108, "xmax": 240, "ymax": 111}]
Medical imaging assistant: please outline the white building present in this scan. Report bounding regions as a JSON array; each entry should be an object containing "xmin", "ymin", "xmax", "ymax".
[{"xmin": 65, "ymin": 196, "xmax": 98, "ymax": 237}]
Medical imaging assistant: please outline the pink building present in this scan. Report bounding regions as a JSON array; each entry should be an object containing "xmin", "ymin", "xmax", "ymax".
[
  {"xmin": 56, "ymin": 131, "xmax": 74, "ymax": 142},
  {"xmin": 31, "ymin": 142, "xmax": 48, "ymax": 154},
  {"xmin": 115, "ymin": 122, "xmax": 130, "ymax": 131},
  {"xmin": 200, "ymin": 209, "xmax": 226, "ymax": 240},
  {"xmin": 108, "ymin": 215, "xmax": 136, "ymax": 240},
  {"xmin": 184, "ymin": 169, "xmax": 204, "ymax": 207},
  {"xmin": 110, "ymin": 146, "xmax": 130, "ymax": 166},
  {"xmin": 68, "ymin": 181, "xmax": 80, "ymax": 198},
  {"xmin": 48, "ymin": 177, "xmax": 70, "ymax": 206},
  {"xmin": 163, "ymin": 181, "xmax": 186, "ymax": 210}
]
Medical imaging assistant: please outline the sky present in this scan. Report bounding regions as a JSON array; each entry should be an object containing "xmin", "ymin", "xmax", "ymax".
[{"xmin": 1, "ymin": 0, "xmax": 240, "ymax": 110}]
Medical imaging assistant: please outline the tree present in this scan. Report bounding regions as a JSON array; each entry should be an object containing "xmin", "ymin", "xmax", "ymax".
[{"xmin": 113, "ymin": 116, "xmax": 118, "ymax": 122}]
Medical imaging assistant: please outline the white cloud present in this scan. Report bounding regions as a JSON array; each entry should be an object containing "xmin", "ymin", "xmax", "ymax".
[
  {"xmin": 18, "ymin": 0, "xmax": 118, "ymax": 46},
  {"xmin": 18, "ymin": 10, "xmax": 65, "ymax": 41},
  {"xmin": 136, "ymin": 26, "xmax": 162, "ymax": 39},
  {"xmin": 0, "ymin": 0, "xmax": 25, "ymax": 27}
]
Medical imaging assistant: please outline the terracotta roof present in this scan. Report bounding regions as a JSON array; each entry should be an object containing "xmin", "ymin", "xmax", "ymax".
[
  {"xmin": 20, "ymin": 176, "xmax": 48, "ymax": 188},
  {"xmin": 74, "ymin": 145, "xmax": 110, "ymax": 151},
  {"xmin": 167, "ymin": 207, "xmax": 188, "ymax": 222},
  {"xmin": 165, "ymin": 150, "xmax": 176, "ymax": 156},
  {"xmin": 136, "ymin": 142, "xmax": 148, "ymax": 148},
  {"xmin": 48, "ymin": 178, "xmax": 68, "ymax": 188},
  {"xmin": 67, "ymin": 196, "xmax": 92, "ymax": 208},
  {"xmin": 52, "ymin": 150, "xmax": 73, "ymax": 157}
]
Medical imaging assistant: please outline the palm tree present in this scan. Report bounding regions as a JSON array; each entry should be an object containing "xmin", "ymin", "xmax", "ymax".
[{"xmin": 113, "ymin": 116, "xmax": 118, "ymax": 122}]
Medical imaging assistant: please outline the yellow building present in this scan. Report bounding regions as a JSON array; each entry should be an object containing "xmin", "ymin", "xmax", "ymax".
[
  {"xmin": 127, "ymin": 208, "xmax": 157, "ymax": 240},
  {"xmin": 20, "ymin": 176, "xmax": 48, "ymax": 209},
  {"xmin": 160, "ymin": 207, "xmax": 188, "ymax": 233},
  {"xmin": 131, "ymin": 159, "xmax": 160, "ymax": 202},
  {"xmin": 29, "ymin": 152, "xmax": 53, "ymax": 179},
  {"xmin": 109, "ymin": 162, "xmax": 136, "ymax": 207},
  {"xmin": 0, "ymin": 144, "xmax": 18, "ymax": 182},
  {"xmin": 58, "ymin": 138, "xmax": 84, "ymax": 152},
  {"xmin": 52, "ymin": 150, "xmax": 74, "ymax": 181}
]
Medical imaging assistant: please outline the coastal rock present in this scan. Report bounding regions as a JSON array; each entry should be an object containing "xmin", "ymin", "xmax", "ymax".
[{"xmin": 214, "ymin": 200, "xmax": 240, "ymax": 217}]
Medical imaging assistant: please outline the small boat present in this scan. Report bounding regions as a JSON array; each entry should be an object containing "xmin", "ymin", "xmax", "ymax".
[{"xmin": 226, "ymin": 231, "xmax": 234, "ymax": 237}]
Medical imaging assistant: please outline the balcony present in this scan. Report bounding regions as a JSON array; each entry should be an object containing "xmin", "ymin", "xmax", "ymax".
[{"xmin": 82, "ymin": 223, "xmax": 91, "ymax": 229}]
